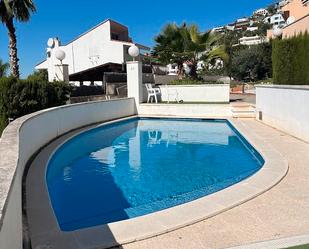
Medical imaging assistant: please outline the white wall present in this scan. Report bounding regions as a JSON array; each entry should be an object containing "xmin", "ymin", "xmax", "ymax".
[
  {"xmin": 138, "ymin": 104, "xmax": 232, "ymax": 117},
  {"xmin": 0, "ymin": 98, "xmax": 137, "ymax": 249},
  {"xmin": 256, "ymin": 85, "xmax": 309, "ymax": 142},
  {"xmin": 158, "ymin": 84, "xmax": 230, "ymax": 103}
]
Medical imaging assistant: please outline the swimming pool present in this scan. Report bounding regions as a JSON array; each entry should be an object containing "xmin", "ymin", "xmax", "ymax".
[{"xmin": 46, "ymin": 118, "xmax": 264, "ymax": 231}]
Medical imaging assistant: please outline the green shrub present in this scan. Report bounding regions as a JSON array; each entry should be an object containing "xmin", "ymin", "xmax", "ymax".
[
  {"xmin": 272, "ymin": 32, "xmax": 309, "ymax": 85},
  {"xmin": 0, "ymin": 77, "xmax": 71, "ymax": 134}
]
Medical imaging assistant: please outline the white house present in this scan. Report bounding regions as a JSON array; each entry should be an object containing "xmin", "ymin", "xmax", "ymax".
[
  {"xmin": 239, "ymin": 35, "xmax": 266, "ymax": 46},
  {"xmin": 264, "ymin": 13, "xmax": 286, "ymax": 28},
  {"xmin": 254, "ymin": 8, "xmax": 269, "ymax": 16},
  {"xmin": 36, "ymin": 19, "xmax": 149, "ymax": 84},
  {"xmin": 212, "ymin": 26, "xmax": 225, "ymax": 34}
]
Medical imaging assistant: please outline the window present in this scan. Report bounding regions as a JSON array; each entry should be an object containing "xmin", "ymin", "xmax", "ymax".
[
  {"xmin": 302, "ymin": 0, "xmax": 309, "ymax": 5},
  {"xmin": 111, "ymin": 33, "xmax": 119, "ymax": 40}
]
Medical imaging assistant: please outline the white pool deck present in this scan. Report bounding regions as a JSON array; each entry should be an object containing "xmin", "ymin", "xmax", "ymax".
[{"xmin": 121, "ymin": 119, "xmax": 309, "ymax": 249}]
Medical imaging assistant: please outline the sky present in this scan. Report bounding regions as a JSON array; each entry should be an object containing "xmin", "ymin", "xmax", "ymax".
[{"xmin": 0, "ymin": 0, "xmax": 274, "ymax": 78}]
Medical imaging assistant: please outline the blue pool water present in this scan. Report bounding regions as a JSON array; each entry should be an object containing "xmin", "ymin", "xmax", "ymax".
[{"xmin": 47, "ymin": 118, "xmax": 264, "ymax": 231}]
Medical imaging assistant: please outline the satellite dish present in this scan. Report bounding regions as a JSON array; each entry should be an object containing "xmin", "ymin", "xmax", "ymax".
[
  {"xmin": 47, "ymin": 38, "xmax": 55, "ymax": 48},
  {"xmin": 286, "ymin": 16, "xmax": 295, "ymax": 25}
]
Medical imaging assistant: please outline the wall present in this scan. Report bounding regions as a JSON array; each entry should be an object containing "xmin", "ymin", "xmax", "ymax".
[
  {"xmin": 282, "ymin": 14, "xmax": 309, "ymax": 38},
  {"xmin": 138, "ymin": 104, "xmax": 232, "ymax": 117},
  {"xmin": 281, "ymin": 0, "xmax": 309, "ymax": 21},
  {"xmin": 256, "ymin": 85, "xmax": 309, "ymax": 142},
  {"xmin": 0, "ymin": 98, "xmax": 137, "ymax": 249},
  {"xmin": 158, "ymin": 84, "xmax": 230, "ymax": 103}
]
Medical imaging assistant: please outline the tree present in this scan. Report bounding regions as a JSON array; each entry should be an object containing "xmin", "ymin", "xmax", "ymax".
[
  {"xmin": 0, "ymin": 59, "xmax": 9, "ymax": 77},
  {"xmin": 153, "ymin": 23, "xmax": 188, "ymax": 78},
  {"xmin": 267, "ymin": 4, "xmax": 276, "ymax": 15},
  {"xmin": 230, "ymin": 43, "xmax": 272, "ymax": 82},
  {"xmin": 27, "ymin": 69, "xmax": 48, "ymax": 81},
  {"xmin": 0, "ymin": 0, "xmax": 36, "ymax": 78},
  {"xmin": 153, "ymin": 23, "xmax": 226, "ymax": 79}
]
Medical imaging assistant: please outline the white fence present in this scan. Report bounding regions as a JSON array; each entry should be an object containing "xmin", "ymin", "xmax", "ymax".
[{"xmin": 256, "ymin": 85, "xmax": 309, "ymax": 142}]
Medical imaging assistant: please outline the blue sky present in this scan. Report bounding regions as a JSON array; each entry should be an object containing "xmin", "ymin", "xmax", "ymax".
[{"xmin": 0, "ymin": 0, "xmax": 274, "ymax": 78}]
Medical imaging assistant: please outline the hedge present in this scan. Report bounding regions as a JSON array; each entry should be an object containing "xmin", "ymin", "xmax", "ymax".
[
  {"xmin": 272, "ymin": 32, "xmax": 309, "ymax": 85},
  {"xmin": 0, "ymin": 77, "xmax": 71, "ymax": 134}
]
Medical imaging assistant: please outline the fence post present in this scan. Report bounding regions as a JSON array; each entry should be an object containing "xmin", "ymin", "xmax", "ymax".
[{"xmin": 126, "ymin": 61, "xmax": 143, "ymax": 104}]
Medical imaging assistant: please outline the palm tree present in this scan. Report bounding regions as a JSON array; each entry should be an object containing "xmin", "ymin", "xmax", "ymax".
[
  {"xmin": 0, "ymin": 0, "xmax": 36, "ymax": 78},
  {"xmin": 153, "ymin": 23, "xmax": 227, "ymax": 79},
  {"xmin": 0, "ymin": 59, "xmax": 9, "ymax": 77},
  {"xmin": 183, "ymin": 24, "xmax": 227, "ymax": 78},
  {"xmin": 153, "ymin": 23, "xmax": 189, "ymax": 79}
]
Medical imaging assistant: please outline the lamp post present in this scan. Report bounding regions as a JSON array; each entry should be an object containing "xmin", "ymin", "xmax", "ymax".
[
  {"xmin": 128, "ymin": 44, "xmax": 140, "ymax": 61},
  {"xmin": 55, "ymin": 49, "xmax": 66, "ymax": 65},
  {"xmin": 54, "ymin": 49, "xmax": 69, "ymax": 82},
  {"xmin": 127, "ymin": 44, "xmax": 143, "ymax": 103}
]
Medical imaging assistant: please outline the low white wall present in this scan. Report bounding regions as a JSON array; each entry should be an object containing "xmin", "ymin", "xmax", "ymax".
[
  {"xmin": 138, "ymin": 104, "xmax": 232, "ymax": 118},
  {"xmin": 256, "ymin": 85, "xmax": 309, "ymax": 142},
  {"xmin": 158, "ymin": 84, "xmax": 230, "ymax": 103},
  {"xmin": 0, "ymin": 98, "xmax": 137, "ymax": 249}
]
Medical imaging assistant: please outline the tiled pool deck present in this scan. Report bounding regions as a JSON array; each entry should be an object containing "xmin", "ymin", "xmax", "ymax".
[{"xmin": 121, "ymin": 119, "xmax": 309, "ymax": 249}]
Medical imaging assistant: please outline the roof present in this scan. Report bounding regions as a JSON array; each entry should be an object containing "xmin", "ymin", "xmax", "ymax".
[{"xmin": 64, "ymin": 19, "xmax": 127, "ymax": 46}]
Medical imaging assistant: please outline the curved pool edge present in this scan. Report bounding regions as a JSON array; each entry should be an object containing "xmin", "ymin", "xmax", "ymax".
[{"xmin": 25, "ymin": 116, "xmax": 289, "ymax": 249}]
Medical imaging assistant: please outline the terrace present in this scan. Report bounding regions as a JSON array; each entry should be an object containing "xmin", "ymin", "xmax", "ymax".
[{"xmin": 1, "ymin": 3, "xmax": 309, "ymax": 249}]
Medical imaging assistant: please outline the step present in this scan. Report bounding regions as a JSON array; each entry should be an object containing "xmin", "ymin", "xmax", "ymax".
[{"xmin": 232, "ymin": 113, "xmax": 256, "ymax": 118}]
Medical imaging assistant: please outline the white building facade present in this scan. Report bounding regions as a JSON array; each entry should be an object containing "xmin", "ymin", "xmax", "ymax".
[{"xmin": 36, "ymin": 19, "xmax": 149, "ymax": 83}]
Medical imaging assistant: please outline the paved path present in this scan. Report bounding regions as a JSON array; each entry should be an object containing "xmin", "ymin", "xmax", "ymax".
[{"xmin": 120, "ymin": 120, "xmax": 309, "ymax": 249}]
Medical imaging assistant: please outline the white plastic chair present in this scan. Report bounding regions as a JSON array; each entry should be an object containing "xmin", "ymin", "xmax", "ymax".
[{"xmin": 145, "ymin": 84, "xmax": 160, "ymax": 103}]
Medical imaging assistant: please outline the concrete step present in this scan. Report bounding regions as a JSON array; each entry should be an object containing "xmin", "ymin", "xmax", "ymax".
[
  {"xmin": 232, "ymin": 112, "xmax": 256, "ymax": 118},
  {"xmin": 231, "ymin": 104, "xmax": 256, "ymax": 118}
]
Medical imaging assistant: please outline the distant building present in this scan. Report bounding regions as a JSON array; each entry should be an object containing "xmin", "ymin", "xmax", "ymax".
[
  {"xmin": 264, "ymin": 13, "xmax": 287, "ymax": 27},
  {"xmin": 36, "ymin": 19, "xmax": 149, "ymax": 84},
  {"xmin": 254, "ymin": 8, "xmax": 269, "ymax": 16},
  {"xmin": 267, "ymin": 0, "xmax": 309, "ymax": 39},
  {"xmin": 282, "ymin": 0, "xmax": 309, "ymax": 20},
  {"xmin": 212, "ymin": 26, "xmax": 225, "ymax": 34},
  {"xmin": 247, "ymin": 26, "xmax": 259, "ymax": 32},
  {"xmin": 239, "ymin": 35, "xmax": 266, "ymax": 46},
  {"xmin": 234, "ymin": 18, "xmax": 251, "ymax": 30},
  {"xmin": 226, "ymin": 24, "xmax": 235, "ymax": 31}
]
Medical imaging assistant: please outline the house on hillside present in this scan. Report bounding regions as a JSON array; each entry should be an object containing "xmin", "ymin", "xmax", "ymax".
[
  {"xmin": 239, "ymin": 35, "xmax": 266, "ymax": 46},
  {"xmin": 253, "ymin": 8, "xmax": 269, "ymax": 16},
  {"xmin": 234, "ymin": 18, "xmax": 251, "ymax": 30},
  {"xmin": 264, "ymin": 13, "xmax": 287, "ymax": 28},
  {"xmin": 36, "ymin": 19, "xmax": 150, "ymax": 84},
  {"xmin": 267, "ymin": 0, "xmax": 309, "ymax": 38}
]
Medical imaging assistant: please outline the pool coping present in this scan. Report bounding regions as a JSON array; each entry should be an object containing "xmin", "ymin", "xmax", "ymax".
[{"xmin": 25, "ymin": 115, "xmax": 289, "ymax": 249}]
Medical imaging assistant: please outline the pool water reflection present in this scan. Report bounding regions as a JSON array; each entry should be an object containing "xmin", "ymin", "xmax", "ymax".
[{"xmin": 47, "ymin": 118, "xmax": 264, "ymax": 231}]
